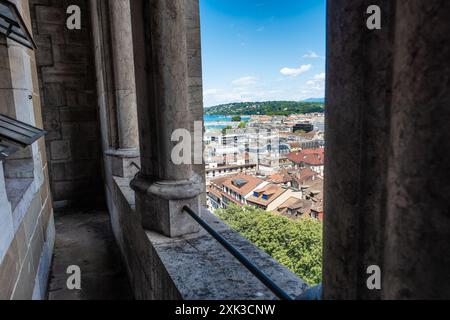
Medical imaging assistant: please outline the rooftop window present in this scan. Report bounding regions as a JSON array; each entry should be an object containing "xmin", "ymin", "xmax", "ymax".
[{"xmin": 232, "ymin": 178, "xmax": 248, "ymax": 188}]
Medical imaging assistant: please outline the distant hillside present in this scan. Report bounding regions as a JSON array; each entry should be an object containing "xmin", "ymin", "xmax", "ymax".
[
  {"xmin": 302, "ymin": 98, "xmax": 325, "ymax": 103},
  {"xmin": 204, "ymin": 101, "xmax": 324, "ymax": 116}
]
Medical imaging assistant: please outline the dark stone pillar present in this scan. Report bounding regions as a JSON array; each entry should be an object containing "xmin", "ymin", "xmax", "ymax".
[
  {"xmin": 324, "ymin": 0, "xmax": 396, "ymax": 300},
  {"xmin": 324, "ymin": 0, "xmax": 450, "ymax": 299},
  {"xmin": 384, "ymin": 1, "xmax": 450, "ymax": 299}
]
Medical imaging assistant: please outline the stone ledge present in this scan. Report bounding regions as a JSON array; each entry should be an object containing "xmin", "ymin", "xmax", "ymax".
[
  {"xmin": 113, "ymin": 177, "xmax": 308, "ymax": 299},
  {"xmin": 146, "ymin": 209, "xmax": 308, "ymax": 300}
]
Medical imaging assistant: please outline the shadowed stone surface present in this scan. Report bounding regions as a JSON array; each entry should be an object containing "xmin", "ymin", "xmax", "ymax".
[
  {"xmin": 324, "ymin": 0, "xmax": 450, "ymax": 300},
  {"xmin": 48, "ymin": 209, "xmax": 132, "ymax": 300},
  {"xmin": 30, "ymin": 0, "xmax": 104, "ymax": 208}
]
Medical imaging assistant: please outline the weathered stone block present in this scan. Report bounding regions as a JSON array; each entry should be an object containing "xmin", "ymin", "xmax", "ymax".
[
  {"xmin": 35, "ymin": 46, "xmax": 53, "ymax": 68},
  {"xmin": 50, "ymin": 162, "xmax": 65, "ymax": 181},
  {"xmin": 50, "ymin": 140, "xmax": 71, "ymax": 160},
  {"xmin": 3, "ymin": 159, "xmax": 35, "ymax": 179},
  {"xmin": 22, "ymin": 194, "xmax": 42, "ymax": 244},
  {"xmin": 29, "ymin": 220, "xmax": 45, "ymax": 280},
  {"xmin": 14, "ymin": 224, "xmax": 28, "ymax": 265},
  {"xmin": 35, "ymin": 6, "xmax": 65, "ymax": 25},
  {"xmin": 111, "ymin": 156, "xmax": 140, "ymax": 178},
  {"xmin": 0, "ymin": 240, "xmax": 21, "ymax": 300},
  {"xmin": 39, "ymin": 198, "xmax": 53, "ymax": 240},
  {"xmin": 42, "ymin": 108, "xmax": 61, "ymax": 141},
  {"xmin": 36, "ymin": 23, "xmax": 65, "ymax": 44},
  {"xmin": 137, "ymin": 193, "xmax": 201, "ymax": 238},
  {"xmin": 70, "ymin": 140, "xmax": 99, "ymax": 160},
  {"xmin": 61, "ymin": 122, "xmax": 98, "ymax": 140},
  {"xmin": 60, "ymin": 107, "xmax": 97, "ymax": 122},
  {"xmin": 43, "ymin": 83, "xmax": 66, "ymax": 107},
  {"xmin": 11, "ymin": 246, "xmax": 37, "ymax": 300}
]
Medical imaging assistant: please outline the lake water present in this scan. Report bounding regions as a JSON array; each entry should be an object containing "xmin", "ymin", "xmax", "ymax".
[{"xmin": 204, "ymin": 115, "xmax": 251, "ymax": 129}]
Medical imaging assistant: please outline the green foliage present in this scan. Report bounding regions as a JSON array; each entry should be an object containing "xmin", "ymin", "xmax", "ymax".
[
  {"xmin": 216, "ymin": 205, "xmax": 323, "ymax": 286},
  {"xmin": 221, "ymin": 125, "xmax": 233, "ymax": 135},
  {"xmin": 238, "ymin": 121, "xmax": 247, "ymax": 129},
  {"xmin": 204, "ymin": 101, "xmax": 324, "ymax": 116},
  {"xmin": 231, "ymin": 115, "xmax": 242, "ymax": 122}
]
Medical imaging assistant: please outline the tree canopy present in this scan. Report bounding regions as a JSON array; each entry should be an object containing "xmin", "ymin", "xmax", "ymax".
[
  {"xmin": 204, "ymin": 101, "xmax": 324, "ymax": 116},
  {"xmin": 216, "ymin": 205, "xmax": 323, "ymax": 286},
  {"xmin": 221, "ymin": 125, "xmax": 233, "ymax": 135},
  {"xmin": 238, "ymin": 121, "xmax": 247, "ymax": 129}
]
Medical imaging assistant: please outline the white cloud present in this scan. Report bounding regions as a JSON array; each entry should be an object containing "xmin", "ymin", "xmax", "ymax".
[
  {"xmin": 304, "ymin": 73, "xmax": 326, "ymax": 97},
  {"xmin": 203, "ymin": 73, "xmax": 326, "ymax": 107},
  {"xmin": 303, "ymin": 51, "xmax": 321, "ymax": 59},
  {"xmin": 204, "ymin": 88, "xmax": 219, "ymax": 96},
  {"xmin": 313, "ymin": 73, "xmax": 326, "ymax": 81},
  {"xmin": 203, "ymin": 86, "xmax": 287, "ymax": 107},
  {"xmin": 280, "ymin": 64, "xmax": 312, "ymax": 77},
  {"xmin": 232, "ymin": 76, "xmax": 258, "ymax": 87}
]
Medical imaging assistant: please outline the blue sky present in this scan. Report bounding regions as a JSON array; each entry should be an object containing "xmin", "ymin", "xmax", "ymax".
[{"xmin": 200, "ymin": 0, "xmax": 326, "ymax": 107}]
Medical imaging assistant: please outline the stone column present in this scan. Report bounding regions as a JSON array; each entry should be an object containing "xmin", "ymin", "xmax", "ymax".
[
  {"xmin": 324, "ymin": 0, "xmax": 450, "ymax": 299},
  {"xmin": 323, "ymin": 0, "xmax": 396, "ymax": 300},
  {"xmin": 130, "ymin": 0, "xmax": 202, "ymax": 237},
  {"xmin": 383, "ymin": 1, "xmax": 450, "ymax": 299},
  {"xmin": 104, "ymin": 0, "xmax": 140, "ymax": 177}
]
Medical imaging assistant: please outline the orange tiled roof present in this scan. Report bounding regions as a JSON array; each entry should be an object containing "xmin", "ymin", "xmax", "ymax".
[
  {"xmin": 210, "ymin": 175, "xmax": 236, "ymax": 188},
  {"xmin": 268, "ymin": 170, "xmax": 293, "ymax": 184},
  {"xmin": 287, "ymin": 148, "xmax": 325, "ymax": 166},
  {"xmin": 247, "ymin": 184, "xmax": 287, "ymax": 206},
  {"xmin": 293, "ymin": 168, "xmax": 318, "ymax": 184},
  {"xmin": 222, "ymin": 173, "xmax": 264, "ymax": 197},
  {"xmin": 277, "ymin": 197, "xmax": 312, "ymax": 215},
  {"xmin": 207, "ymin": 187, "xmax": 223, "ymax": 199}
]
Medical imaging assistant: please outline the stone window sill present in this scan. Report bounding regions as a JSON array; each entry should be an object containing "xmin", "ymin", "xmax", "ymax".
[
  {"xmin": 146, "ymin": 208, "xmax": 309, "ymax": 300},
  {"xmin": 114, "ymin": 177, "xmax": 309, "ymax": 300}
]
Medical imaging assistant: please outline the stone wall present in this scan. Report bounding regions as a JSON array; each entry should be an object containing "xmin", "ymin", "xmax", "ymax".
[
  {"xmin": 29, "ymin": 0, "xmax": 103, "ymax": 208},
  {"xmin": 0, "ymin": 0, "xmax": 54, "ymax": 300}
]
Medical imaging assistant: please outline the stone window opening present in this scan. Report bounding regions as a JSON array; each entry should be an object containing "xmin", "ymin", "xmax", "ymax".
[{"xmin": 84, "ymin": 0, "xmax": 450, "ymax": 300}]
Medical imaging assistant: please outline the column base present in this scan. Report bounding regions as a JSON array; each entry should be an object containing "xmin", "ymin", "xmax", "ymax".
[
  {"xmin": 105, "ymin": 148, "xmax": 140, "ymax": 178},
  {"xmin": 131, "ymin": 174, "xmax": 203, "ymax": 237}
]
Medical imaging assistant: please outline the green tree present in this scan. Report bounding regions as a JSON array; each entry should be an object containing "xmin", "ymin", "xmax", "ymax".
[
  {"xmin": 238, "ymin": 121, "xmax": 247, "ymax": 129},
  {"xmin": 222, "ymin": 125, "xmax": 233, "ymax": 135},
  {"xmin": 216, "ymin": 205, "xmax": 323, "ymax": 286},
  {"xmin": 231, "ymin": 115, "xmax": 242, "ymax": 122},
  {"xmin": 204, "ymin": 101, "xmax": 324, "ymax": 116}
]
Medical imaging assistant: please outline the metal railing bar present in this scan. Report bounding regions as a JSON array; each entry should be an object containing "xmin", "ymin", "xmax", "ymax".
[{"xmin": 183, "ymin": 206, "xmax": 294, "ymax": 300}]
